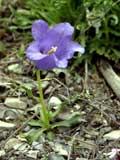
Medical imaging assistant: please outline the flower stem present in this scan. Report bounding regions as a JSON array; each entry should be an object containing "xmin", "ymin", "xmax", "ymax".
[{"xmin": 36, "ymin": 70, "xmax": 50, "ymax": 129}]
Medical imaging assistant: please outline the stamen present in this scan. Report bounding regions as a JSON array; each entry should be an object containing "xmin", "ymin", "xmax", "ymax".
[{"xmin": 47, "ymin": 46, "xmax": 58, "ymax": 55}]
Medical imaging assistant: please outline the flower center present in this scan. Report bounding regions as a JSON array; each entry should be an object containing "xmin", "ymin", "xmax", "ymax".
[{"xmin": 47, "ymin": 46, "xmax": 58, "ymax": 55}]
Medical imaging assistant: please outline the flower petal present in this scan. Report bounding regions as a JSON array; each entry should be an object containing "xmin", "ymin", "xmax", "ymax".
[
  {"xmin": 55, "ymin": 57, "xmax": 68, "ymax": 68},
  {"xmin": 66, "ymin": 41, "xmax": 85, "ymax": 59},
  {"xmin": 35, "ymin": 54, "xmax": 57, "ymax": 70},
  {"xmin": 36, "ymin": 30, "xmax": 59, "ymax": 52},
  {"xmin": 32, "ymin": 20, "xmax": 49, "ymax": 40},
  {"xmin": 52, "ymin": 22, "xmax": 74, "ymax": 39},
  {"xmin": 26, "ymin": 42, "xmax": 46, "ymax": 60},
  {"xmin": 70, "ymin": 41, "xmax": 85, "ymax": 53},
  {"xmin": 55, "ymin": 39, "xmax": 85, "ymax": 60}
]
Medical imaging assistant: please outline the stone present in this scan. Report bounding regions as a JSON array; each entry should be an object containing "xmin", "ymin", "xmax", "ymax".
[
  {"xmin": 26, "ymin": 150, "xmax": 39, "ymax": 159},
  {"xmin": 48, "ymin": 96, "xmax": 62, "ymax": 109},
  {"xmin": 104, "ymin": 130, "xmax": 120, "ymax": 140},
  {"xmin": 5, "ymin": 138, "xmax": 21, "ymax": 150},
  {"xmin": 0, "ymin": 150, "xmax": 5, "ymax": 157},
  {"xmin": 0, "ymin": 120, "xmax": 16, "ymax": 129},
  {"xmin": 4, "ymin": 97, "xmax": 27, "ymax": 110}
]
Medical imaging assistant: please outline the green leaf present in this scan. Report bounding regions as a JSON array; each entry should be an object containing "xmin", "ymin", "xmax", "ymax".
[
  {"xmin": 51, "ymin": 112, "xmax": 81, "ymax": 129},
  {"xmin": 0, "ymin": 42, "xmax": 6, "ymax": 53},
  {"xmin": 51, "ymin": 120, "xmax": 71, "ymax": 129},
  {"xmin": 28, "ymin": 120, "xmax": 43, "ymax": 127},
  {"xmin": 21, "ymin": 86, "xmax": 39, "ymax": 102},
  {"xmin": 16, "ymin": 44, "xmax": 25, "ymax": 60},
  {"xmin": 47, "ymin": 131, "xmax": 55, "ymax": 141},
  {"xmin": 25, "ymin": 128, "xmax": 46, "ymax": 142}
]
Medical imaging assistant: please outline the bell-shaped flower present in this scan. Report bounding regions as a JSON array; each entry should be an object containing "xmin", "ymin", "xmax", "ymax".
[{"xmin": 26, "ymin": 20, "xmax": 85, "ymax": 70}]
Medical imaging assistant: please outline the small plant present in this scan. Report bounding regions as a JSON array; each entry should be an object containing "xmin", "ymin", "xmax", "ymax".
[{"xmin": 25, "ymin": 19, "xmax": 85, "ymax": 141}]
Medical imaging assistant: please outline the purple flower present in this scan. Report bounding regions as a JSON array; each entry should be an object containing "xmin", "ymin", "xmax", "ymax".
[{"xmin": 26, "ymin": 20, "xmax": 85, "ymax": 70}]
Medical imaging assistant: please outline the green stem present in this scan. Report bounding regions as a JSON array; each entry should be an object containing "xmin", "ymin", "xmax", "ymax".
[{"xmin": 36, "ymin": 70, "xmax": 50, "ymax": 129}]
